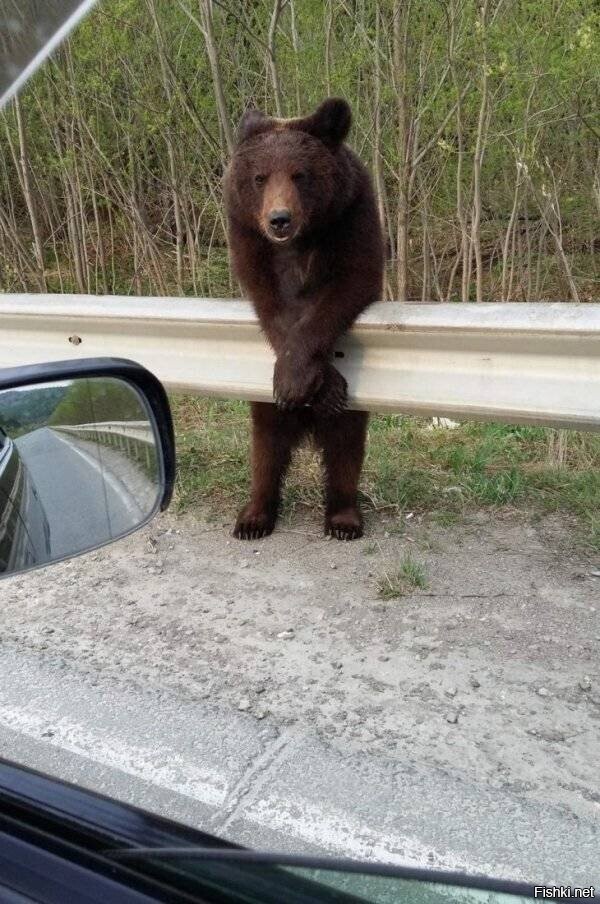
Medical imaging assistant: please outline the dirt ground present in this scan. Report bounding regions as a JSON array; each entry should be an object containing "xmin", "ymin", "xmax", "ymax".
[{"xmin": 6, "ymin": 507, "xmax": 600, "ymax": 824}]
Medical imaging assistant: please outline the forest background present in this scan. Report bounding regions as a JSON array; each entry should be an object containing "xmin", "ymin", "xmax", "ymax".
[{"xmin": 1, "ymin": 0, "xmax": 598, "ymax": 303}]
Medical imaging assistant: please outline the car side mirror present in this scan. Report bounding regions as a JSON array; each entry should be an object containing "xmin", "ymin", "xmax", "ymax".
[{"xmin": 0, "ymin": 358, "xmax": 175, "ymax": 578}]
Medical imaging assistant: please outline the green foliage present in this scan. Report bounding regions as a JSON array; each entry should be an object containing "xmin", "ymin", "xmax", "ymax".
[
  {"xmin": 174, "ymin": 396, "xmax": 251, "ymax": 512},
  {"xmin": 0, "ymin": 0, "xmax": 597, "ymax": 299},
  {"xmin": 377, "ymin": 553, "xmax": 428, "ymax": 600},
  {"xmin": 0, "ymin": 386, "xmax": 68, "ymax": 435},
  {"xmin": 49, "ymin": 378, "xmax": 144, "ymax": 426},
  {"xmin": 171, "ymin": 397, "xmax": 600, "ymax": 549}
]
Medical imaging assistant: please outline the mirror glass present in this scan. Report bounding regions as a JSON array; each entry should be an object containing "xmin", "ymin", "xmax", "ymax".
[{"xmin": 0, "ymin": 376, "xmax": 161, "ymax": 577}]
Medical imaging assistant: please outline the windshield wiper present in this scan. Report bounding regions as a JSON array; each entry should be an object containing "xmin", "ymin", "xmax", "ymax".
[{"xmin": 103, "ymin": 847, "xmax": 535, "ymax": 897}]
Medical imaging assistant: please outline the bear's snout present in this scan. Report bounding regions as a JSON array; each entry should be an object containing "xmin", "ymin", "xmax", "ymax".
[
  {"xmin": 261, "ymin": 173, "xmax": 301, "ymax": 243},
  {"xmin": 268, "ymin": 208, "xmax": 292, "ymax": 238}
]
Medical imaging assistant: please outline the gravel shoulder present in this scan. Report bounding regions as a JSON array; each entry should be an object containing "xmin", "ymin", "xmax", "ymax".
[{"xmin": 3, "ymin": 506, "xmax": 599, "ymax": 877}]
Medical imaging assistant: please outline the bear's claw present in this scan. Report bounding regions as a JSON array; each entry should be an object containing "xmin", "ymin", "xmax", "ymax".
[
  {"xmin": 233, "ymin": 504, "xmax": 276, "ymax": 540},
  {"xmin": 325, "ymin": 507, "xmax": 363, "ymax": 541},
  {"xmin": 312, "ymin": 365, "xmax": 348, "ymax": 416},
  {"xmin": 313, "ymin": 364, "xmax": 348, "ymax": 414},
  {"xmin": 273, "ymin": 362, "xmax": 347, "ymax": 415}
]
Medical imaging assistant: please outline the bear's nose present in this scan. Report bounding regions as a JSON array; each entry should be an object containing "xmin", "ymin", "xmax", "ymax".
[{"xmin": 269, "ymin": 209, "xmax": 292, "ymax": 231}]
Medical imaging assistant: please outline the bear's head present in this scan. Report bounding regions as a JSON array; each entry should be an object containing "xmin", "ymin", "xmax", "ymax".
[{"xmin": 224, "ymin": 98, "xmax": 353, "ymax": 245}]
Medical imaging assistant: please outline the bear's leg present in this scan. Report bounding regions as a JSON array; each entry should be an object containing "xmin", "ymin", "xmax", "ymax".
[
  {"xmin": 234, "ymin": 402, "xmax": 303, "ymax": 540},
  {"xmin": 316, "ymin": 410, "xmax": 368, "ymax": 540}
]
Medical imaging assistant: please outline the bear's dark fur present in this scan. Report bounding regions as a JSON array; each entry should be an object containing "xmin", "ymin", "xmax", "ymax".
[{"xmin": 223, "ymin": 97, "xmax": 384, "ymax": 540}]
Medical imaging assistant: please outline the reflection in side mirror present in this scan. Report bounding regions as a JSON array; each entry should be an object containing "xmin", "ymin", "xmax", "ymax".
[{"xmin": 0, "ymin": 374, "xmax": 166, "ymax": 577}]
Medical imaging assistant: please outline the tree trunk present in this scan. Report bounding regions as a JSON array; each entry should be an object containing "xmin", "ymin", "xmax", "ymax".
[
  {"xmin": 13, "ymin": 97, "xmax": 46, "ymax": 290},
  {"xmin": 198, "ymin": 0, "xmax": 233, "ymax": 157},
  {"xmin": 392, "ymin": 1, "xmax": 411, "ymax": 301},
  {"xmin": 267, "ymin": 0, "xmax": 285, "ymax": 116},
  {"xmin": 471, "ymin": 0, "xmax": 490, "ymax": 303}
]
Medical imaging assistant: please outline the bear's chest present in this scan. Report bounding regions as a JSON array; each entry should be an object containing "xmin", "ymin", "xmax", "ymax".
[{"xmin": 272, "ymin": 248, "xmax": 319, "ymax": 308}]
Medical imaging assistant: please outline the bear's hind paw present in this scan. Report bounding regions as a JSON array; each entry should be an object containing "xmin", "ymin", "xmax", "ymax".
[
  {"xmin": 233, "ymin": 504, "xmax": 276, "ymax": 540},
  {"xmin": 325, "ymin": 507, "xmax": 363, "ymax": 541}
]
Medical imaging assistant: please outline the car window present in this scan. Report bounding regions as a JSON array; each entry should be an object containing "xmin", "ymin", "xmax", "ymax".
[
  {"xmin": 1, "ymin": 0, "xmax": 598, "ymax": 897},
  {"xmin": 0, "ymin": 0, "xmax": 97, "ymax": 108}
]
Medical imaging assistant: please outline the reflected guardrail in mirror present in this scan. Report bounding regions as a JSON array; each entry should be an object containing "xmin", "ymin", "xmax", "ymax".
[
  {"xmin": 51, "ymin": 420, "xmax": 159, "ymax": 529},
  {"xmin": 52, "ymin": 420, "xmax": 156, "ymax": 473},
  {"xmin": 0, "ymin": 376, "xmax": 162, "ymax": 575}
]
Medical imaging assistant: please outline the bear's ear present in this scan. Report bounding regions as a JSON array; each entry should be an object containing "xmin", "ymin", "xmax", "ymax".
[
  {"xmin": 293, "ymin": 98, "xmax": 352, "ymax": 150},
  {"xmin": 236, "ymin": 109, "xmax": 272, "ymax": 145}
]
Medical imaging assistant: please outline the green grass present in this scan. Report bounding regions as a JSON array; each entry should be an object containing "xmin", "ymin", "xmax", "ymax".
[
  {"xmin": 377, "ymin": 553, "xmax": 428, "ymax": 600},
  {"xmin": 172, "ymin": 396, "xmax": 600, "ymax": 550}
]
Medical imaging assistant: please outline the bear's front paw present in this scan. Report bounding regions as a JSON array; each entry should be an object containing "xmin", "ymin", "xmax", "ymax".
[
  {"xmin": 311, "ymin": 365, "xmax": 348, "ymax": 416},
  {"xmin": 233, "ymin": 503, "xmax": 277, "ymax": 540},
  {"xmin": 273, "ymin": 353, "xmax": 323, "ymax": 410}
]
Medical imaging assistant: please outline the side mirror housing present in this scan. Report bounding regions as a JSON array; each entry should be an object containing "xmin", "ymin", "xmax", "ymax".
[{"xmin": 0, "ymin": 358, "xmax": 175, "ymax": 578}]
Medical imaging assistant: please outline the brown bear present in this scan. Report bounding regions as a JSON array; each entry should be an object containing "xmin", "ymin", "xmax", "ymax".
[{"xmin": 223, "ymin": 97, "xmax": 384, "ymax": 541}]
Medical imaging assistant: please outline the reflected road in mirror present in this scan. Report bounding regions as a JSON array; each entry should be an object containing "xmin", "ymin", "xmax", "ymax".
[
  {"xmin": 0, "ymin": 376, "xmax": 161, "ymax": 576},
  {"xmin": 16, "ymin": 424, "xmax": 154, "ymax": 557}
]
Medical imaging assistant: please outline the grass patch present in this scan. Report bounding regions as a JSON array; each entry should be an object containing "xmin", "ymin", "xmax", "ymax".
[
  {"xmin": 377, "ymin": 553, "xmax": 428, "ymax": 600},
  {"xmin": 171, "ymin": 396, "xmax": 600, "ymax": 548},
  {"xmin": 173, "ymin": 396, "xmax": 250, "ymax": 513},
  {"xmin": 431, "ymin": 510, "xmax": 463, "ymax": 527},
  {"xmin": 585, "ymin": 514, "xmax": 600, "ymax": 553}
]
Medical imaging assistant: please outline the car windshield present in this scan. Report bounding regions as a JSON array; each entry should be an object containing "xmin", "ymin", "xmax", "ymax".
[{"xmin": 0, "ymin": 0, "xmax": 598, "ymax": 899}]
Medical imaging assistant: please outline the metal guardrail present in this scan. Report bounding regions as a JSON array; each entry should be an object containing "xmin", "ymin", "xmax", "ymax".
[
  {"xmin": 53, "ymin": 421, "xmax": 154, "ymax": 445},
  {"xmin": 52, "ymin": 420, "xmax": 156, "ymax": 471},
  {"xmin": 1, "ymin": 294, "xmax": 600, "ymax": 429}
]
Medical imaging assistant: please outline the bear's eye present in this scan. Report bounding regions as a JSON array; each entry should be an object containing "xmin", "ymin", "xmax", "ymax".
[
  {"xmin": 254, "ymin": 174, "xmax": 266, "ymax": 186},
  {"xmin": 291, "ymin": 171, "xmax": 306, "ymax": 183}
]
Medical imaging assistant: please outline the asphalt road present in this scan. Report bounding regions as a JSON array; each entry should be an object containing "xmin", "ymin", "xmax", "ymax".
[
  {"xmin": 0, "ymin": 647, "xmax": 596, "ymax": 889},
  {"xmin": 16, "ymin": 427, "xmax": 146, "ymax": 558},
  {"xmin": 1, "ymin": 508, "xmax": 598, "ymax": 888}
]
